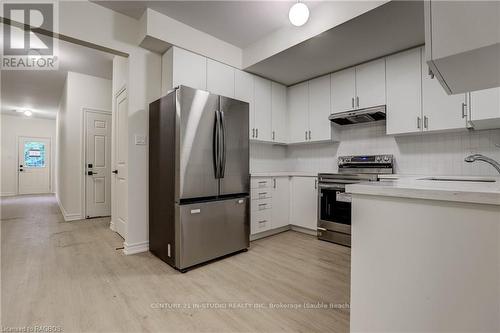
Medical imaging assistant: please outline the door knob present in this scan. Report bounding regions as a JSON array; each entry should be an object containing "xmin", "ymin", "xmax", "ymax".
[
  {"xmin": 88, "ymin": 171, "xmax": 97, "ymax": 175},
  {"xmin": 112, "ymin": 170, "xmax": 118, "ymax": 174}
]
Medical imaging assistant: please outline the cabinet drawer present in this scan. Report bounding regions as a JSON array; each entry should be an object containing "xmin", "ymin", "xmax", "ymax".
[
  {"xmin": 251, "ymin": 198, "xmax": 272, "ymax": 212},
  {"xmin": 251, "ymin": 189, "xmax": 272, "ymax": 200},
  {"xmin": 251, "ymin": 178, "xmax": 272, "ymax": 189},
  {"xmin": 251, "ymin": 209, "xmax": 272, "ymax": 234}
]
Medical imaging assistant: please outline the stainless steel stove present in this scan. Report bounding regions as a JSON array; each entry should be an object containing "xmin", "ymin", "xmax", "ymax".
[{"xmin": 317, "ymin": 154, "xmax": 394, "ymax": 246}]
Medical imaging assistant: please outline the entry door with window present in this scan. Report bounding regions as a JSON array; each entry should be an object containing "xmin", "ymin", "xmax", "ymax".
[
  {"xmin": 18, "ymin": 137, "xmax": 51, "ymax": 194},
  {"xmin": 85, "ymin": 111, "xmax": 112, "ymax": 218}
]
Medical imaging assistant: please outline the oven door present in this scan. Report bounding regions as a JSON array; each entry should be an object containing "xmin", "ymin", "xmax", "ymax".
[{"xmin": 318, "ymin": 183, "xmax": 352, "ymax": 235}]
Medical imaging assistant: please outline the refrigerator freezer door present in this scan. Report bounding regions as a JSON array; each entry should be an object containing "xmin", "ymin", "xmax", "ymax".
[
  {"xmin": 178, "ymin": 86, "xmax": 220, "ymax": 200},
  {"xmin": 219, "ymin": 97, "xmax": 250, "ymax": 196},
  {"xmin": 178, "ymin": 197, "xmax": 249, "ymax": 269}
]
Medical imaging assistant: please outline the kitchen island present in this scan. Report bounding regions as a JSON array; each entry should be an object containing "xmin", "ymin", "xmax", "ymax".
[{"xmin": 346, "ymin": 176, "xmax": 500, "ymax": 333}]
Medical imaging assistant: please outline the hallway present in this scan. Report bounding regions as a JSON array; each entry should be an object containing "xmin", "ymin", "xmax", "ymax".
[{"xmin": 1, "ymin": 195, "xmax": 350, "ymax": 333}]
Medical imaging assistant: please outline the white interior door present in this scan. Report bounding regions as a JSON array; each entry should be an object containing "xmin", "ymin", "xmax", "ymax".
[
  {"xmin": 85, "ymin": 111, "xmax": 112, "ymax": 218},
  {"xmin": 18, "ymin": 137, "xmax": 51, "ymax": 194},
  {"xmin": 112, "ymin": 88, "xmax": 128, "ymax": 238}
]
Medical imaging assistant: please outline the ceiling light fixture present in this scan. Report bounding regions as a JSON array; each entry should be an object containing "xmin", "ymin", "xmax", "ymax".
[
  {"xmin": 24, "ymin": 110, "xmax": 33, "ymax": 117},
  {"xmin": 289, "ymin": 1, "xmax": 309, "ymax": 27}
]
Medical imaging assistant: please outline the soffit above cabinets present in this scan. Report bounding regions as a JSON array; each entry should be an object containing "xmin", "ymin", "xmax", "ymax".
[{"xmin": 245, "ymin": 1, "xmax": 425, "ymax": 86}]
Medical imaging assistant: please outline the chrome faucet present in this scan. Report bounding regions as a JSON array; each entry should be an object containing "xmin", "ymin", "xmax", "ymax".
[{"xmin": 464, "ymin": 154, "xmax": 500, "ymax": 174}]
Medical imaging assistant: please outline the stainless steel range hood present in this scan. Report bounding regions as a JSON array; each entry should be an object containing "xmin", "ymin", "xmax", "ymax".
[{"xmin": 329, "ymin": 105, "xmax": 386, "ymax": 125}]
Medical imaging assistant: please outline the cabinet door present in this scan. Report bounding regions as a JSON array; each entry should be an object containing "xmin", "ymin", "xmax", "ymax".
[
  {"xmin": 207, "ymin": 59, "xmax": 235, "ymax": 98},
  {"xmin": 331, "ymin": 68, "xmax": 356, "ymax": 114},
  {"xmin": 422, "ymin": 48, "xmax": 466, "ymax": 131},
  {"xmin": 308, "ymin": 75, "xmax": 331, "ymax": 141},
  {"xmin": 172, "ymin": 47, "xmax": 207, "ymax": 91},
  {"xmin": 355, "ymin": 58, "xmax": 386, "ymax": 109},
  {"xmin": 290, "ymin": 177, "xmax": 317, "ymax": 230},
  {"xmin": 470, "ymin": 87, "xmax": 500, "ymax": 121},
  {"xmin": 235, "ymin": 70, "xmax": 254, "ymax": 139},
  {"xmin": 271, "ymin": 177, "xmax": 290, "ymax": 229},
  {"xmin": 271, "ymin": 82, "xmax": 288, "ymax": 143},
  {"xmin": 386, "ymin": 47, "xmax": 422, "ymax": 135},
  {"xmin": 287, "ymin": 82, "xmax": 309, "ymax": 143},
  {"xmin": 254, "ymin": 76, "xmax": 272, "ymax": 141}
]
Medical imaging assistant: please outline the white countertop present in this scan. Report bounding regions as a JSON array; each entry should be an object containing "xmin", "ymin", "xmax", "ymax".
[
  {"xmin": 251, "ymin": 172, "xmax": 318, "ymax": 177},
  {"xmin": 347, "ymin": 175, "xmax": 500, "ymax": 205}
]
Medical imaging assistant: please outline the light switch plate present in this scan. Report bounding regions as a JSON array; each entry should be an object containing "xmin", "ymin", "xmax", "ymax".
[{"xmin": 135, "ymin": 134, "xmax": 147, "ymax": 145}]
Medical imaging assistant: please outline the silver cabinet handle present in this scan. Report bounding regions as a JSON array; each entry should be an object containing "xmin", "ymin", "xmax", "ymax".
[
  {"xmin": 308, "ymin": 130, "xmax": 311, "ymax": 140},
  {"xmin": 424, "ymin": 115, "xmax": 429, "ymax": 129},
  {"xmin": 305, "ymin": 131, "xmax": 307, "ymax": 140},
  {"xmin": 428, "ymin": 67, "xmax": 434, "ymax": 79},
  {"xmin": 356, "ymin": 96, "xmax": 359, "ymax": 107},
  {"xmin": 314, "ymin": 179, "xmax": 318, "ymax": 189},
  {"xmin": 417, "ymin": 116, "xmax": 421, "ymax": 129},
  {"xmin": 351, "ymin": 97, "xmax": 354, "ymax": 108},
  {"xmin": 461, "ymin": 103, "xmax": 467, "ymax": 118},
  {"xmin": 252, "ymin": 128, "xmax": 255, "ymax": 138},
  {"xmin": 255, "ymin": 128, "xmax": 258, "ymax": 138},
  {"xmin": 317, "ymin": 227, "xmax": 327, "ymax": 231},
  {"xmin": 258, "ymin": 220, "xmax": 267, "ymax": 224},
  {"xmin": 272, "ymin": 131, "xmax": 275, "ymax": 140},
  {"xmin": 273, "ymin": 178, "xmax": 276, "ymax": 189}
]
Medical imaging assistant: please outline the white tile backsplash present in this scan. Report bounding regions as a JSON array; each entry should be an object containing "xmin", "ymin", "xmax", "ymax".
[{"xmin": 250, "ymin": 123, "xmax": 500, "ymax": 176}]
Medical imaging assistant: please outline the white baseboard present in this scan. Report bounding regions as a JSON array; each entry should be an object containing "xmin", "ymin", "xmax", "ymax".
[
  {"xmin": 0, "ymin": 192, "xmax": 16, "ymax": 197},
  {"xmin": 109, "ymin": 220, "xmax": 116, "ymax": 232},
  {"xmin": 290, "ymin": 225, "xmax": 317, "ymax": 236},
  {"xmin": 123, "ymin": 241, "xmax": 149, "ymax": 255},
  {"xmin": 56, "ymin": 194, "xmax": 83, "ymax": 222}
]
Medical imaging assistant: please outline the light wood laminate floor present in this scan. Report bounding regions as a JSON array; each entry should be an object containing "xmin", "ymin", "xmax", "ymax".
[{"xmin": 1, "ymin": 195, "xmax": 350, "ymax": 332}]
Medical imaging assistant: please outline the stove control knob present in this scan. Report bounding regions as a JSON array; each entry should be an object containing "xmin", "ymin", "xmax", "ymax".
[
  {"xmin": 375, "ymin": 156, "xmax": 381, "ymax": 162},
  {"xmin": 384, "ymin": 156, "xmax": 390, "ymax": 162}
]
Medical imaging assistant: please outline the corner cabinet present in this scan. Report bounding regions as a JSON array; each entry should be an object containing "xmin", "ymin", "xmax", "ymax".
[
  {"xmin": 468, "ymin": 87, "xmax": 500, "ymax": 130},
  {"xmin": 289, "ymin": 177, "xmax": 318, "ymax": 231},
  {"xmin": 271, "ymin": 82, "xmax": 288, "ymax": 144},
  {"xmin": 234, "ymin": 70, "xmax": 255, "ymax": 140},
  {"xmin": 288, "ymin": 82, "xmax": 309, "ymax": 143},
  {"xmin": 253, "ymin": 77, "xmax": 273, "ymax": 142}
]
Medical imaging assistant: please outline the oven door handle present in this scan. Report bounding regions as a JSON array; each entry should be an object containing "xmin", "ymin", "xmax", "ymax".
[{"xmin": 319, "ymin": 184, "xmax": 346, "ymax": 191}]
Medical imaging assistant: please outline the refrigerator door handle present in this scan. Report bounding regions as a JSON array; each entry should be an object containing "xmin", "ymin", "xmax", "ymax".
[
  {"xmin": 213, "ymin": 110, "xmax": 220, "ymax": 178},
  {"xmin": 220, "ymin": 109, "xmax": 227, "ymax": 178}
]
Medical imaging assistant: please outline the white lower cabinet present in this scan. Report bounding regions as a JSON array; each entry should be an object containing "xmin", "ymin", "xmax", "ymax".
[
  {"xmin": 250, "ymin": 176, "xmax": 290, "ymax": 235},
  {"xmin": 290, "ymin": 177, "xmax": 317, "ymax": 231}
]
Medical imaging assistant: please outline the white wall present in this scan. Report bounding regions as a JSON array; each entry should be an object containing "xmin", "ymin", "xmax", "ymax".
[
  {"xmin": 56, "ymin": 72, "xmax": 112, "ymax": 221},
  {"xmin": 0, "ymin": 114, "xmax": 56, "ymax": 196},
  {"xmin": 251, "ymin": 123, "xmax": 500, "ymax": 177},
  {"xmin": 58, "ymin": 1, "xmax": 162, "ymax": 252}
]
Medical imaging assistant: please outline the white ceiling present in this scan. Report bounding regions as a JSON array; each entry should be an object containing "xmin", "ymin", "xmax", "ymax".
[
  {"xmin": 246, "ymin": 1, "xmax": 425, "ymax": 85},
  {"xmin": 1, "ymin": 33, "xmax": 114, "ymax": 119},
  {"xmin": 95, "ymin": 0, "xmax": 321, "ymax": 48}
]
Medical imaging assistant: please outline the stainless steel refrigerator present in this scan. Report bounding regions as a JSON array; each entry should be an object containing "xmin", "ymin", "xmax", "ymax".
[{"xmin": 149, "ymin": 85, "xmax": 250, "ymax": 272}]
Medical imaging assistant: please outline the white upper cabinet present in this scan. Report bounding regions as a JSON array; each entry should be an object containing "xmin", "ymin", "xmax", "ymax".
[
  {"xmin": 386, "ymin": 47, "xmax": 422, "ymax": 135},
  {"xmin": 331, "ymin": 68, "xmax": 356, "ymax": 114},
  {"xmin": 288, "ymin": 82, "xmax": 309, "ymax": 143},
  {"xmin": 355, "ymin": 58, "xmax": 386, "ymax": 109},
  {"xmin": 171, "ymin": 47, "xmax": 207, "ymax": 91},
  {"xmin": 206, "ymin": 59, "xmax": 235, "ymax": 98},
  {"xmin": 271, "ymin": 82, "xmax": 288, "ymax": 143},
  {"xmin": 254, "ymin": 76, "xmax": 272, "ymax": 142},
  {"xmin": 469, "ymin": 87, "xmax": 500, "ymax": 130},
  {"xmin": 234, "ymin": 71, "xmax": 255, "ymax": 140},
  {"xmin": 308, "ymin": 75, "xmax": 332, "ymax": 141},
  {"xmin": 421, "ymin": 48, "xmax": 467, "ymax": 132}
]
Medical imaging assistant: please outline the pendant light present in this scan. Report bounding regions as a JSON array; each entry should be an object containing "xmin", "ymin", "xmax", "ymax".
[{"xmin": 289, "ymin": 1, "xmax": 309, "ymax": 27}]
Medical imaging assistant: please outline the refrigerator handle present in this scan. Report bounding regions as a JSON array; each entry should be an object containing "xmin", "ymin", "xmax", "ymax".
[
  {"xmin": 213, "ymin": 110, "xmax": 220, "ymax": 179},
  {"xmin": 220, "ymin": 109, "xmax": 227, "ymax": 178}
]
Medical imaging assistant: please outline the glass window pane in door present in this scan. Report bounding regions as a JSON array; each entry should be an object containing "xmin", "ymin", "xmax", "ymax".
[{"xmin": 24, "ymin": 141, "xmax": 46, "ymax": 167}]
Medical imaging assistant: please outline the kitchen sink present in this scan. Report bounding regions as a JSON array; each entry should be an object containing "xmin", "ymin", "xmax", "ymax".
[{"xmin": 419, "ymin": 176, "xmax": 497, "ymax": 183}]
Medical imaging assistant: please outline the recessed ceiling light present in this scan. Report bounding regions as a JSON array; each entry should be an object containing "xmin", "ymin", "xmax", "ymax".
[
  {"xmin": 289, "ymin": 2, "xmax": 310, "ymax": 27},
  {"xmin": 24, "ymin": 110, "xmax": 33, "ymax": 117}
]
